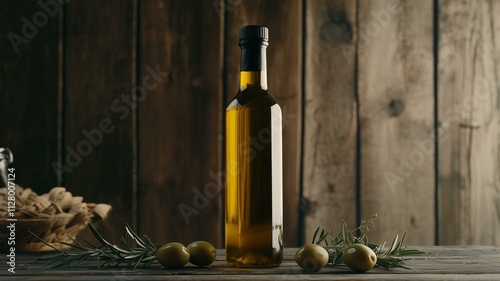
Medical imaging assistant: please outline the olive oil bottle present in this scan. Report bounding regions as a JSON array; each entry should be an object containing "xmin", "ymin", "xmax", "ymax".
[{"xmin": 225, "ymin": 25, "xmax": 283, "ymax": 267}]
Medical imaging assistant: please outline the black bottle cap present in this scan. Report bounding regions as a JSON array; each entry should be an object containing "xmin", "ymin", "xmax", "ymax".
[{"xmin": 239, "ymin": 25, "xmax": 269, "ymax": 47}]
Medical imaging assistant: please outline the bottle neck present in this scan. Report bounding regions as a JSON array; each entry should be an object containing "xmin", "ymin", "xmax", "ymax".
[
  {"xmin": 240, "ymin": 71, "xmax": 267, "ymax": 90},
  {"xmin": 239, "ymin": 46, "xmax": 267, "ymax": 90}
]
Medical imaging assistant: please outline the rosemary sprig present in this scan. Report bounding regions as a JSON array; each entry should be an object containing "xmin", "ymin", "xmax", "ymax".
[
  {"xmin": 30, "ymin": 224, "xmax": 159, "ymax": 269},
  {"xmin": 312, "ymin": 214, "xmax": 425, "ymax": 269}
]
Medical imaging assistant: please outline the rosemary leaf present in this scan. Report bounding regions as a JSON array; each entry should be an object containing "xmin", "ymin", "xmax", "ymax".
[{"xmin": 312, "ymin": 227, "xmax": 320, "ymax": 244}]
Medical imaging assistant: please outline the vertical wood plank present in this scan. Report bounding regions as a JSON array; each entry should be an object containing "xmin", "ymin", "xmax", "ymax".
[
  {"xmin": 437, "ymin": 0, "xmax": 500, "ymax": 245},
  {"xmin": 225, "ymin": 0, "xmax": 303, "ymax": 246},
  {"xmin": 0, "ymin": 1, "xmax": 61, "ymax": 190},
  {"xmin": 64, "ymin": 0, "xmax": 136, "ymax": 241},
  {"xmin": 358, "ymin": 0, "xmax": 435, "ymax": 245},
  {"xmin": 138, "ymin": 0, "xmax": 224, "ymax": 247},
  {"xmin": 303, "ymin": 0, "xmax": 357, "ymax": 242}
]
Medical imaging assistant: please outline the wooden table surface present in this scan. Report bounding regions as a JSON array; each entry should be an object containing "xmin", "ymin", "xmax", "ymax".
[{"xmin": 2, "ymin": 246, "xmax": 500, "ymax": 280}]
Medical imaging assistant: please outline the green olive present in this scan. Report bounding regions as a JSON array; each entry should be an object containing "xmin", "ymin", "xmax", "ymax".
[
  {"xmin": 187, "ymin": 241, "xmax": 216, "ymax": 266},
  {"xmin": 295, "ymin": 244, "xmax": 329, "ymax": 272},
  {"xmin": 343, "ymin": 244, "xmax": 377, "ymax": 272},
  {"xmin": 156, "ymin": 242, "xmax": 190, "ymax": 268}
]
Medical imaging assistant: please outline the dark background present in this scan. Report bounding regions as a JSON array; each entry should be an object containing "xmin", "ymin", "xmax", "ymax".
[{"xmin": 1, "ymin": 0, "xmax": 499, "ymax": 247}]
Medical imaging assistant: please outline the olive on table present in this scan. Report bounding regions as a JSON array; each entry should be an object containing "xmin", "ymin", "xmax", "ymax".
[
  {"xmin": 343, "ymin": 244, "xmax": 377, "ymax": 272},
  {"xmin": 187, "ymin": 241, "xmax": 217, "ymax": 266},
  {"xmin": 294, "ymin": 244, "xmax": 329, "ymax": 272},
  {"xmin": 156, "ymin": 242, "xmax": 190, "ymax": 268}
]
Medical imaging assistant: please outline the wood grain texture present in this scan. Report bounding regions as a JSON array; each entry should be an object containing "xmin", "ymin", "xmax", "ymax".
[
  {"xmin": 138, "ymin": 0, "xmax": 223, "ymax": 247},
  {"xmin": 64, "ymin": 0, "xmax": 136, "ymax": 242},
  {"xmin": 5, "ymin": 247, "xmax": 500, "ymax": 280},
  {"xmin": 437, "ymin": 0, "xmax": 500, "ymax": 245},
  {"xmin": 0, "ymin": 1, "xmax": 61, "ymax": 191},
  {"xmin": 3, "ymin": 0, "xmax": 500, "ymax": 249},
  {"xmin": 303, "ymin": 0, "xmax": 357, "ymax": 243},
  {"xmin": 358, "ymin": 0, "xmax": 435, "ymax": 245},
  {"xmin": 225, "ymin": 0, "xmax": 303, "ymax": 246}
]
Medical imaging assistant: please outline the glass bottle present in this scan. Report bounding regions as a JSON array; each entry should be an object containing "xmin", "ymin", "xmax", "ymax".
[{"xmin": 225, "ymin": 25, "xmax": 283, "ymax": 267}]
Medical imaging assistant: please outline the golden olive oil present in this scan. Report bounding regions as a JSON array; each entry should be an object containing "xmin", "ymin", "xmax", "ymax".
[{"xmin": 225, "ymin": 26, "xmax": 283, "ymax": 267}]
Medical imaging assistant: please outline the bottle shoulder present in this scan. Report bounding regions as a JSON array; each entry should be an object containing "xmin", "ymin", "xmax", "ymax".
[{"xmin": 227, "ymin": 86, "xmax": 277, "ymax": 110}]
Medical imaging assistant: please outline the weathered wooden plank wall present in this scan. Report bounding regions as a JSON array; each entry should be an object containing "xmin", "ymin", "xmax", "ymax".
[
  {"xmin": 358, "ymin": 0, "xmax": 435, "ymax": 245},
  {"xmin": 303, "ymin": 0, "xmax": 358, "ymax": 243},
  {"xmin": 0, "ymin": 1, "xmax": 61, "ymax": 192},
  {"xmin": 63, "ymin": 0, "xmax": 137, "ymax": 243},
  {"xmin": 437, "ymin": 0, "xmax": 500, "ymax": 245},
  {"xmin": 138, "ymin": 0, "xmax": 224, "ymax": 246},
  {"xmin": 1, "ymin": 0, "xmax": 499, "ymax": 247}
]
